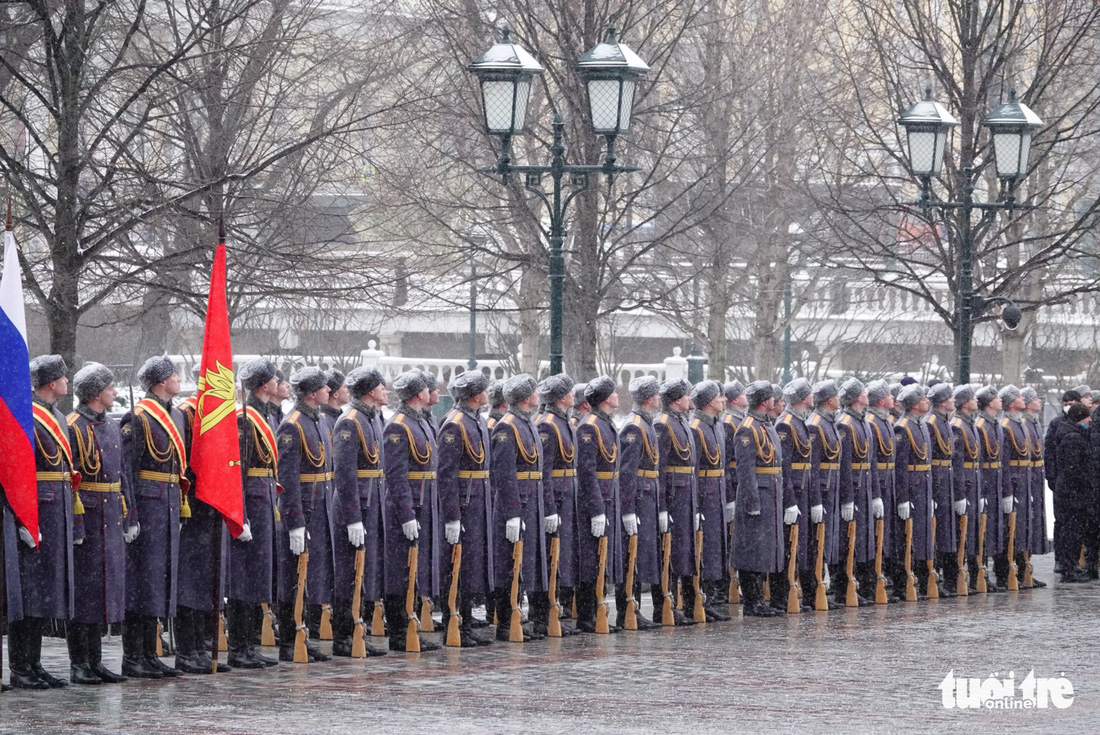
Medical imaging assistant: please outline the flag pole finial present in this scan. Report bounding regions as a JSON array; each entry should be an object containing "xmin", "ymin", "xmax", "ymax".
[
  {"xmin": 218, "ymin": 216, "xmax": 225, "ymax": 244},
  {"xmin": 6, "ymin": 197, "xmax": 12, "ymax": 231}
]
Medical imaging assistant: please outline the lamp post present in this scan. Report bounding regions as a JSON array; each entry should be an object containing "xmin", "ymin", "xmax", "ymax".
[
  {"xmin": 468, "ymin": 25, "xmax": 649, "ymax": 376},
  {"xmin": 468, "ymin": 254, "xmax": 478, "ymax": 370},
  {"xmin": 781, "ymin": 223, "xmax": 805, "ymax": 385},
  {"xmin": 897, "ymin": 87, "xmax": 1041, "ymax": 384}
]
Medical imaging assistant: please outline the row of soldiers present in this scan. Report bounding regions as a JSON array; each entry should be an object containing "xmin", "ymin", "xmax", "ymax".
[{"xmin": 1, "ymin": 355, "xmax": 1050, "ymax": 689}]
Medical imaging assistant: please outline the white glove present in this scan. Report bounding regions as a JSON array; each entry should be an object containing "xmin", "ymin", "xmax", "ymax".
[
  {"xmin": 810, "ymin": 504, "xmax": 824, "ymax": 524},
  {"xmin": 783, "ymin": 505, "xmax": 800, "ymax": 525},
  {"xmin": 445, "ymin": 520, "xmax": 461, "ymax": 545},
  {"xmin": 238, "ymin": 522, "xmax": 253, "ymax": 543},
  {"xmin": 725, "ymin": 501, "xmax": 736, "ymax": 518},
  {"xmin": 543, "ymin": 514, "xmax": 560, "ymax": 534},
  {"xmin": 1001, "ymin": 495, "xmax": 1014, "ymax": 514},
  {"xmin": 933, "ymin": 501, "xmax": 938, "ymax": 512},
  {"xmin": 18, "ymin": 527, "xmax": 36, "ymax": 547},
  {"xmin": 402, "ymin": 519, "xmax": 419, "ymax": 542},
  {"xmin": 591, "ymin": 514, "xmax": 606, "ymax": 538},
  {"xmin": 74, "ymin": 537, "xmax": 83, "ymax": 545},
  {"xmin": 694, "ymin": 512, "xmax": 705, "ymax": 530},
  {"xmin": 897, "ymin": 502, "xmax": 911, "ymax": 521},
  {"xmin": 872, "ymin": 498, "xmax": 884, "ymax": 519},
  {"xmin": 124, "ymin": 524, "xmax": 140, "ymax": 544},
  {"xmin": 659, "ymin": 511, "xmax": 669, "ymax": 533},
  {"xmin": 347, "ymin": 521, "xmax": 365, "ymax": 547},
  {"xmin": 979, "ymin": 498, "xmax": 987, "ymax": 514},
  {"xmin": 622, "ymin": 513, "xmax": 638, "ymax": 537},
  {"xmin": 841, "ymin": 502, "xmax": 855, "ymax": 522},
  {"xmin": 506, "ymin": 516, "xmax": 522, "ymax": 543},
  {"xmin": 289, "ymin": 526, "xmax": 307, "ymax": 555},
  {"xmin": 954, "ymin": 499, "xmax": 968, "ymax": 517}
]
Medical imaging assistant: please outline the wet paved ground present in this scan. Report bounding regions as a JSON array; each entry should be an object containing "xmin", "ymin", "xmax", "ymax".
[{"xmin": 0, "ymin": 554, "xmax": 1094, "ymax": 734}]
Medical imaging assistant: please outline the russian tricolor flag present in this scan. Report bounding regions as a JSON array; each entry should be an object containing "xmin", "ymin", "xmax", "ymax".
[{"xmin": 0, "ymin": 210, "xmax": 38, "ymax": 544}]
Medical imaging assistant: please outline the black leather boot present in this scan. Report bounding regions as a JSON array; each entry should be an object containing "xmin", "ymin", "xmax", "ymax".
[
  {"xmin": 87, "ymin": 625, "xmax": 126, "ymax": 683},
  {"xmin": 121, "ymin": 613, "xmax": 162, "ymax": 679},
  {"xmin": 147, "ymin": 617, "xmax": 183, "ymax": 677},
  {"xmin": 68, "ymin": 623, "xmax": 102, "ymax": 685},
  {"xmin": 8, "ymin": 619, "xmax": 49, "ymax": 690}
]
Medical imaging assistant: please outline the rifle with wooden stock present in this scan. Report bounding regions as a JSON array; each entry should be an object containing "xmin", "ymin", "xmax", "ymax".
[
  {"xmin": 845, "ymin": 520, "xmax": 858, "ymax": 607},
  {"xmin": 926, "ymin": 516, "xmax": 939, "ymax": 599},
  {"xmin": 975, "ymin": 511, "xmax": 988, "ymax": 593},
  {"xmin": 509, "ymin": 539, "xmax": 525, "ymax": 641},
  {"xmin": 445, "ymin": 543, "xmax": 463, "ymax": 647},
  {"xmin": 319, "ymin": 604, "xmax": 333, "ymax": 640},
  {"xmin": 547, "ymin": 536, "xmax": 562, "ymax": 638},
  {"xmin": 786, "ymin": 524, "xmax": 800, "ymax": 614},
  {"xmin": 956, "ymin": 514, "xmax": 969, "ymax": 596},
  {"xmin": 873, "ymin": 517, "xmax": 887, "ymax": 604},
  {"xmin": 692, "ymin": 528, "xmax": 706, "ymax": 622},
  {"xmin": 1006, "ymin": 511, "xmax": 1019, "ymax": 591},
  {"xmin": 660, "ymin": 532, "xmax": 674, "ymax": 626},
  {"xmin": 404, "ymin": 544, "xmax": 420, "ymax": 652},
  {"xmin": 420, "ymin": 596, "xmax": 434, "ymax": 633},
  {"xmin": 351, "ymin": 548, "xmax": 367, "ymax": 658},
  {"xmin": 293, "ymin": 552, "xmax": 310, "ymax": 663},
  {"xmin": 260, "ymin": 603, "xmax": 277, "ymax": 646},
  {"xmin": 595, "ymin": 535, "xmax": 610, "ymax": 633},
  {"xmin": 727, "ymin": 521, "xmax": 740, "ymax": 604},
  {"xmin": 813, "ymin": 522, "xmax": 828, "ymax": 611},
  {"xmin": 371, "ymin": 601, "xmax": 386, "ymax": 637},
  {"xmin": 623, "ymin": 534, "xmax": 639, "ymax": 630},
  {"xmin": 903, "ymin": 517, "xmax": 917, "ymax": 602}
]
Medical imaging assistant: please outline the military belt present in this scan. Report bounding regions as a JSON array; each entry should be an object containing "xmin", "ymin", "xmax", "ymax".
[
  {"xmin": 1033, "ymin": 460, "xmax": 1044, "ymax": 468},
  {"xmin": 300, "ymin": 472, "xmax": 334, "ymax": 483},
  {"xmin": 931, "ymin": 459, "xmax": 951, "ymax": 467},
  {"xmin": 595, "ymin": 471, "xmax": 619, "ymax": 480},
  {"xmin": 357, "ymin": 469, "xmax": 384, "ymax": 478},
  {"xmin": 1009, "ymin": 460, "xmax": 1029, "ymax": 467},
  {"xmin": 851, "ymin": 462, "xmax": 870, "ymax": 470},
  {"xmin": 906, "ymin": 464, "xmax": 931, "ymax": 472},
  {"xmin": 876, "ymin": 462, "xmax": 895, "ymax": 470},
  {"xmin": 516, "ymin": 471, "xmax": 541, "ymax": 481},
  {"xmin": 550, "ymin": 469, "xmax": 576, "ymax": 478},
  {"xmin": 407, "ymin": 471, "xmax": 436, "ymax": 481},
  {"xmin": 982, "ymin": 462, "xmax": 1001, "ymax": 469},
  {"xmin": 80, "ymin": 481, "xmax": 121, "ymax": 492},
  {"xmin": 138, "ymin": 470, "xmax": 179, "ymax": 484},
  {"xmin": 666, "ymin": 466, "xmax": 693, "ymax": 474},
  {"xmin": 247, "ymin": 468, "xmax": 275, "ymax": 478},
  {"xmin": 961, "ymin": 462, "xmax": 978, "ymax": 469},
  {"xmin": 457, "ymin": 470, "xmax": 488, "ymax": 479},
  {"xmin": 790, "ymin": 462, "xmax": 810, "ymax": 471},
  {"xmin": 697, "ymin": 469, "xmax": 724, "ymax": 478},
  {"xmin": 755, "ymin": 467, "xmax": 781, "ymax": 475},
  {"xmin": 37, "ymin": 471, "xmax": 72, "ymax": 482},
  {"xmin": 819, "ymin": 462, "xmax": 839, "ymax": 471},
  {"xmin": 636, "ymin": 469, "xmax": 659, "ymax": 478}
]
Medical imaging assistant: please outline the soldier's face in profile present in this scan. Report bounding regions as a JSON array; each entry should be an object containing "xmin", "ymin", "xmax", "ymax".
[
  {"xmin": 1027, "ymin": 398, "xmax": 1041, "ymax": 413},
  {"xmin": 605, "ymin": 391, "xmax": 620, "ymax": 410},
  {"xmin": 916, "ymin": 396, "xmax": 930, "ymax": 414},
  {"xmin": 161, "ymin": 373, "xmax": 182, "ymax": 397},
  {"xmin": 989, "ymin": 397, "xmax": 1002, "ymax": 412},
  {"xmin": 558, "ymin": 390, "xmax": 575, "ymax": 411},
  {"xmin": 277, "ymin": 380, "xmax": 291, "ymax": 399},
  {"xmin": 262, "ymin": 376, "xmax": 279, "ymax": 397},
  {"xmin": 963, "ymin": 397, "xmax": 978, "ymax": 413},
  {"xmin": 942, "ymin": 397, "xmax": 955, "ymax": 412},
  {"xmin": 472, "ymin": 389, "xmax": 488, "ymax": 408},
  {"xmin": 671, "ymin": 395, "xmax": 691, "ymax": 413},
  {"xmin": 332, "ymin": 384, "xmax": 350, "ymax": 404},
  {"xmin": 369, "ymin": 383, "xmax": 388, "ymax": 404}
]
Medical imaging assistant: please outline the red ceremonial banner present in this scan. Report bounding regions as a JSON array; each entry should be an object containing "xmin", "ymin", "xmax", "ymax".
[{"xmin": 192, "ymin": 241, "xmax": 245, "ymax": 537}]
